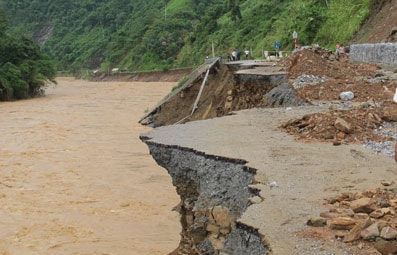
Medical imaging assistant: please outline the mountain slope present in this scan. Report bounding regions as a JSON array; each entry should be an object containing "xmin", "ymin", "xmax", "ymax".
[{"xmin": 1, "ymin": 0, "xmax": 386, "ymax": 73}]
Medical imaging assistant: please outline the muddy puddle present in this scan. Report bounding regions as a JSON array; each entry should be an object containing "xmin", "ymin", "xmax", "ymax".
[{"xmin": 0, "ymin": 77, "xmax": 180, "ymax": 255}]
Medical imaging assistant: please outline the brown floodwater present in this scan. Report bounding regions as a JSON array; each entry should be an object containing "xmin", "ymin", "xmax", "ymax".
[{"xmin": 0, "ymin": 77, "xmax": 180, "ymax": 255}]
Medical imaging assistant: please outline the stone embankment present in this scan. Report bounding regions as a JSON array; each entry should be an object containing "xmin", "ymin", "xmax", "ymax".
[{"xmin": 350, "ymin": 43, "xmax": 397, "ymax": 68}]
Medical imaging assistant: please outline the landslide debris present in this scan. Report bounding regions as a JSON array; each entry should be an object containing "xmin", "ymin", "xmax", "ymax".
[
  {"xmin": 277, "ymin": 47, "xmax": 397, "ymax": 147},
  {"xmin": 304, "ymin": 186, "xmax": 397, "ymax": 255}
]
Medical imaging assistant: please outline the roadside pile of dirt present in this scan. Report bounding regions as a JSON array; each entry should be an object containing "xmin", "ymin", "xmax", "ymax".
[
  {"xmin": 278, "ymin": 47, "xmax": 396, "ymax": 101},
  {"xmin": 276, "ymin": 48, "xmax": 397, "ymax": 145},
  {"xmin": 281, "ymin": 107, "xmax": 388, "ymax": 144}
]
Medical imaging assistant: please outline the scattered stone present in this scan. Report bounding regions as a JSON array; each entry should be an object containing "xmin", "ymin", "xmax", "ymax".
[
  {"xmin": 381, "ymin": 180, "xmax": 393, "ymax": 186},
  {"xmin": 334, "ymin": 117, "xmax": 352, "ymax": 134},
  {"xmin": 340, "ymin": 91, "xmax": 355, "ymax": 101},
  {"xmin": 206, "ymin": 223, "xmax": 220, "ymax": 233},
  {"xmin": 249, "ymin": 196, "xmax": 263, "ymax": 204},
  {"xmin": 350, "ymin": 197, "xmax": 377, "ymax": 214},
  {"xmin": 361, "ymin": 222, "xmax": 380, "ymax": 240},
  {"xmin": 375, "ymin": 238, "xmax": 397, "ymax": 255},
  {"xmin": 382, "ymin": 104, "xmax": 397, "ymax": 122},
  {"xmin": 320, "ymin": 211, "xmax": 340, "ymax": 219},
  {"xmin": 334, "ymin": 230, "xmax": 346, "ymax": 239},
  {"xmin": 310, "ymin": 188, "xmax": 397, "ymax": 252},
  {"xmin": 336, "ymin": 131, "xmax": 346, "ymax": 139},
  {"xmin": 344, "ymin": 217, "xmax": 372, "ymax": 243},
  {"xmin": 268, "ymin": 181, "xmax": 278, "ymax": 189},
  {"xmin": 292, "ymin": 74, "xmax": 328, "ymax": 89},
  {"xmin": 211, "ymin": 206, "xmax": 232, "ymax": 229},
  {"xmin": 307, "ymin": 217, "xmax": 328, "ymax": 227},
  {"xmin": 355, "ymin": 213, "xmax": 370, "ymax": 220},
  {"xmin": 370, "ymin": 209, "xmax": 385, "ymax": 219},
  {"xmin": 329, "ymin": 217, "xmax": 356, "ymax": 230},
  {"xmin": 380, "ymin": 226, "xmax": 397, "ymax": 240},
  {"xmin": 381, "ymin": 208, "xmax": 392, "ymax": 215}
]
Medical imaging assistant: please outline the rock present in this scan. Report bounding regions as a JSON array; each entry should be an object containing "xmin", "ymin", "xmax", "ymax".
[
  {"xmin": 354, "ymin": 213, "xmax": 370, "ymax": 220},
  {"xmin": 381, "ymin": 180, "xmax": 393, "ymax": 186},
  {"xmin": 350, "ymin": 197, "xmax": 377, "ymax": 213},
  {"xmin": 334, "ymin": 117, "xmax": 352, "ymax": 134},
  {"xmin": 209, "ymin": 234, "xmax": 226, "ymax": 250},
  {"xmin": 224, "ymin": 101, "xmax": 233, "ymax": 111},
  {"xmin": 307, "ymin": 217, "xmax": 328, "ymax": 227},
  {"xmin": 336, "ymin": 131, "xmax": 346, "ymax": 139},
  {"xmin": 381, "ymin": 226, "xmax": 397, "ymax": 240},
  {"xmin": 329, "ymin": 217, "xmax": 357, "ymax": 230},
  {"xmin": 361, "ymin": 223, "xmax": 380, "ymax": 240},
  {"xmin": 370, "ymin": 209, "xmax": 385, "ymax": 219},
  {"xmin": 262, "ymin": 83, "xmax": 302, "ymax": 107},
  {"xmin": 344, "ymin": 217, "xmax": 372, "ymax": 243},
  {"xmin": 375, "ymin": 238, "xmax": 397, "ymax": 255},
  {"xmin": 206, "ymin": 223, "xmax": 220, "ymax": 234},
  {"xmin": 320, "ymin": 211, "xmax": 340, "ymax": 219},
  {"xmin": 249, "ymin": 196, "xmax": 263, "ymax": 204},
  {"xmin": 211, "ymin": 206, "xmax": 232, "ymax": 229},
  {"xmin": 381, "ymin": 208, "xmax": 392, "ymax": 215},
  {"xmin": 339, "ymin": 91, "xmax": 355, "ymax": 101},
  {"xmin": 382, "ymin": 104, "xmax": 397, "ymax": 122},
  {"xmin": 334, "ymin": 230, "xmax": 346, "ymax": 239}
]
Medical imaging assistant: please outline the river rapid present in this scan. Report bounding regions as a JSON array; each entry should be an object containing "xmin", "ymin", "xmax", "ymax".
[{"xmin": 0, "ymin": 77, "xmax": 180, "ymax": 255}]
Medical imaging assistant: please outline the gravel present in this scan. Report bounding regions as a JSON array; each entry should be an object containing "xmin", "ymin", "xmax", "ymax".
[
  {"xmin": 292, "ymin": 74, "xmax": 329, "ymax": 89},
  {"xmin": 363, "ymin": 121, "xmax": 397, "ymax": 159}
]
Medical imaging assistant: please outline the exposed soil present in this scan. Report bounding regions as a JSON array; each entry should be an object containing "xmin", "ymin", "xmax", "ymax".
[{"xmin": 351, "ymin": 0, "xmax": 397, "ymax": 44}]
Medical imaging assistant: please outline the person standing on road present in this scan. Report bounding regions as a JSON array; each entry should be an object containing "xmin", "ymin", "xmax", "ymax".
[
  {"xmin": 244, "ymin": 49, "xmax": 250, "ymax": 59},
  {"xmin": 231, "ymin": 49, "xmax": 237, "ymax": 61},
  {"xmin": 335, "ymin": 42, "xmax": 341, "ymax": 59},
  {"xmin": 274, "ymin": 41, "xmax": 280, "ymax": 57}
]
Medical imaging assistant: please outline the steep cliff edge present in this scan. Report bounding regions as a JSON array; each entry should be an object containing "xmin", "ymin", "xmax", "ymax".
[{"xmin": 139, "ymin": 138, "xmax": 268, "ymax": 254}]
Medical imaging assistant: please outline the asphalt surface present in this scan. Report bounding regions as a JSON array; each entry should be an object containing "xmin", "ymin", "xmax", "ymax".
[{"xmin": 142, "ymin": 105, "xmax": 396, "ymax": 254}]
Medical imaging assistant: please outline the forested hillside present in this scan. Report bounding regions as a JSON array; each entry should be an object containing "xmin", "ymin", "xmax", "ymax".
[
  {"xmin": 0, "ymin": 10, "xmax": 56, "ymax": 101},
  {"xmin": 1, "ymin": 0, "xmax": 380, "ymax": 73}
]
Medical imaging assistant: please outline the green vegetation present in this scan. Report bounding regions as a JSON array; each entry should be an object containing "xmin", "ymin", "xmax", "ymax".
[
  {"xmin": 1, "ymin": 0, "xmax": 379, "ymax": 74},
  {"xmin": 0, "ymin": 10, "xmax": 56, "ymax": 101}
]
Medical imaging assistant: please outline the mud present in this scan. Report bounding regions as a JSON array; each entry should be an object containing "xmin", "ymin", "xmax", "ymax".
[{"xmin": 0, "ymin": 77, "xmax": 180, "ymax": 255}]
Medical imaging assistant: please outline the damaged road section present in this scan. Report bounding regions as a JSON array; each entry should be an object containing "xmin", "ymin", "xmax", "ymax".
[
  {"xmin": 140, "ymin": 107, "xmax": 396, "ymax": 255},
  {"xmin": 139, "ymin": 136, "xmax": 268, "ymax": 255}
]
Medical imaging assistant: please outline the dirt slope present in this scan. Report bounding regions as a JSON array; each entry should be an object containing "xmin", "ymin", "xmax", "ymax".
[{"xmin": 352, "ymin": 0, "xmax": 397, "ymax": 43}]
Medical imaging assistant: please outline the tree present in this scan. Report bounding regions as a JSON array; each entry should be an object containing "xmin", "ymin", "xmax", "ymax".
[{"xmin": 0, "ymin": 13, "xmax": 56, "ymax": 101}]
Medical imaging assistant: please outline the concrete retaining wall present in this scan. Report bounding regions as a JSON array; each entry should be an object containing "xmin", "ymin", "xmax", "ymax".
[{"xmin": 350, "ymin": 43, "xmax": 397, "ymax": 67}]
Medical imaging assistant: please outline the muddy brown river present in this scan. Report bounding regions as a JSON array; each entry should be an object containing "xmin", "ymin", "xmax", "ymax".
[{"xmin": 0, "ymin": 77, "xmax": 180, "ymax": 255}]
